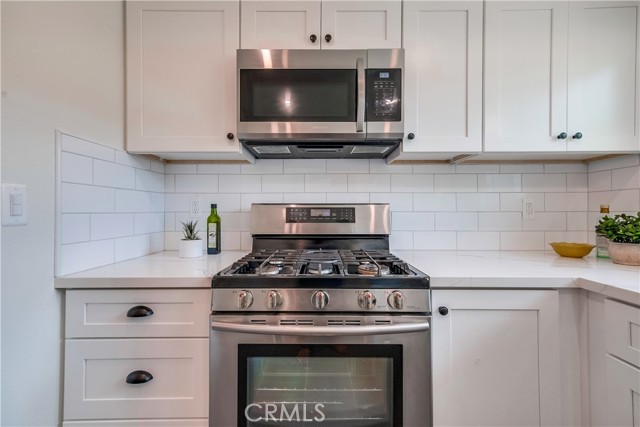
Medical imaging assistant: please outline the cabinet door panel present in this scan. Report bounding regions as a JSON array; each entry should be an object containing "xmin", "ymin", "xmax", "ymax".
[
  {"xmin": 241, "ymin": 1, "xmax": 321, "ymax": 49},
  {"xmin": 568, "ymin": 1, "xmax": 640, "ymax": 151},
  {"xmin": 402, "ymin": 1, "xmax": 482, "ymax": 153},
  {"xmin": 485, "ymin": 2, "xmax": 568, "ymax": 152},
  {"xmin": 126, "ymin": 2, "xmax": 240, "ymax": 154},
  {"xmin": 606, "ymin": 355, "xmax": 640, "ymax": 426},
  {"xmin": 432, "ymin": 290, "xmax": 560, "ymax": 427},
  {"xmin": 321, "ymin": 0, "xmax": 401, "ymax": 49}
]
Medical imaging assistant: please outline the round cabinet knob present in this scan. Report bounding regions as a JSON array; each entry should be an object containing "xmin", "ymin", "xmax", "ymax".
[
  {"xmin": 557, "ymin": 132, "xmax": 567, "ymax": 140},
  {"xmin": 358, "ymin": 291, "xmax": 377, "ymax": 310},
  {"xmin": 324, "ymin": 34, "xmax": 332, "ymax": 43},
  {"xmin": 236, "ymin": 290, "xmax": 254, "ymax": 309},
  {"xmin": 266, "ymin": 290, "xmax": 283, "ymax": 310},
  {"xmin": 387, "ymin": 291, "xmax": 404, "ymax": 310},
  {"xmin": 310, "ymin": 34, "xmax": 317, "ymax": 43},
  {"xmin": 572, "ymin": 132, "xmax": 583, "ymax": 140},
  {"xmin": 438, "ymin": 306, "xmax": 449, "ymax": 316},
  {"xmin": 311, "ymin": 290, "xmax": 329, "ymax": 310},
  {"xmin": 407, "ymin": 133, "xmax": 415, "ymax": 140},
  {"xmin": 226, "ymin": 132, "xmax": 234, "ymax": 141}
]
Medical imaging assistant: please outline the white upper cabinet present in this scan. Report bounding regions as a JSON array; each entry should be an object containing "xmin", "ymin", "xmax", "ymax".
[
  {"xmin": 401, "ymin": 1, "xmax": 483, "ymax": 154},
  {"xmin": 240, "ymin": 0, "xmax": 401, "ymax": 49},
  {"xmin": 126, "ymin": 1, "xmax": 249, "ymax": 160},
  {"xmin": 485, "ymin": 1, "xmax": 640, "ymax": 153}
]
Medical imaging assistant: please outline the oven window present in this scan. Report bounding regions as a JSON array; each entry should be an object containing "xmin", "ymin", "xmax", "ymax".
[
  {"xmin": 239, "ymin": 70, "xmax": 357, "ymax": 122},
  {"xmin": 238, "ymin": 345, "xmax": 402, "ymax": 427}
]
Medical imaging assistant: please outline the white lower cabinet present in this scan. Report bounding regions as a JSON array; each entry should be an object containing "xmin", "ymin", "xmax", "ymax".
[
  {"xmin": 606, "ymin": 355, "xmax": 640, "ymax": 427},
  {"xmin": 432, "ymin": 289, "xmax": 561, "ymax": 426},
  {"xmin": 62, "ymin": 289, "xmax": 211, "ymax": 426}
]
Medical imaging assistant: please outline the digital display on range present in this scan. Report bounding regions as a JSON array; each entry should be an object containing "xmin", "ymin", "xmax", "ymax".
[{"xmin": 286, "ymin": 207, "xmax": 356, "ymax": 223}]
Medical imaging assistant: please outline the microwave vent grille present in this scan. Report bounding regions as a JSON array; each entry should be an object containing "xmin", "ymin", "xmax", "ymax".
[
  {"xmin": 253, "ymin": 146, "xmax": 292, "ymax": 155},
  {"xmin": 351, "ymin": 145, "xmax": 392, "ymax": 154}
]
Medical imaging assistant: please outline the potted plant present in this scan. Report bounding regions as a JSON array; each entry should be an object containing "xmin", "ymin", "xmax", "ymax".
[
  {"xmin": 179, "ymin": 220, "xmax": 203, "ymax": 258},
  {"xmin": 595, "ymin": 212, "xmax": 640, "ymax": 266}
]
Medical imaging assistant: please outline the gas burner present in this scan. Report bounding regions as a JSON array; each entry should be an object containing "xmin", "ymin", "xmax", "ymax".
[
  {"xmin": 260, "ymin": 264, "xmax": 281, "ymax": 275},
  {"xmin": 308, "ymin": 262, "xmax": 334, "ymax": 275},
  {"xmin": 357, "ymin": 262, "xmax": 390, "ymax": 276}
]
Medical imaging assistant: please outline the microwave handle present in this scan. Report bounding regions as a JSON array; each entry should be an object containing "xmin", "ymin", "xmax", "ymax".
[{"xmin": 356, "ymin": 57, "xmax": 365, "ymax": 133}]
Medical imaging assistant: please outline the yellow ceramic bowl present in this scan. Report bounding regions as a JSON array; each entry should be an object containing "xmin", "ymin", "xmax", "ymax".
[{"xmin": 549, "ymin": 242, "xmax": 595, "ymax": 258}]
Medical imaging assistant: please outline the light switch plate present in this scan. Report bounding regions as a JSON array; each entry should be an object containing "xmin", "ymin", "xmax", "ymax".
[{"xmin": 2, "ymin": 184, "xmax": 27, "ymax": 226}]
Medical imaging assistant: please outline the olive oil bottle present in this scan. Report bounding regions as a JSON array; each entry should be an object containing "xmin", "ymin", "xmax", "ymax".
[{"xmin": 207, "ymin": 204, "xmax": 221, "ymax": 254}]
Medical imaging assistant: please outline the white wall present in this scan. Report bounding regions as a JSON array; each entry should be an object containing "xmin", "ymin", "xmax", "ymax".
[{"xmin": 1, "ymin": 2, "xmax": 124, "ymax": 425}]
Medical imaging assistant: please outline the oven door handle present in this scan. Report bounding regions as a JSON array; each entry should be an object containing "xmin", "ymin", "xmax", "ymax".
[
  {"xmin": 211, "ymin": 320, "xmax": 430, "ymax": 336},
  {"xmin": 356, "ymin": 56, "xmax": 365, "ymax": 133}
]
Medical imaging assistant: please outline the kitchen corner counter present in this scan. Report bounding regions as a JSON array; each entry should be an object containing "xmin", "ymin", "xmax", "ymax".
[{"xmin": 55, "ymin": 250, "xmax": 640, "ymax": 305}]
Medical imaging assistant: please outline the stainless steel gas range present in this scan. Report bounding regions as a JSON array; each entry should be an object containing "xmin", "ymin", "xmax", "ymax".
[{"xmin": 210, "ymin": 204, "xmax": 432, "ymax": 427}]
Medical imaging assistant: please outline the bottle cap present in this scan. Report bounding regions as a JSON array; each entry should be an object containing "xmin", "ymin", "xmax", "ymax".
[
  {"xmin": 600, "ymin": 204, "xmax": 609, "ymax": 213},
  {"xmin": 211, "ymin": 204, "xmax": 217, "ymax": 208}
]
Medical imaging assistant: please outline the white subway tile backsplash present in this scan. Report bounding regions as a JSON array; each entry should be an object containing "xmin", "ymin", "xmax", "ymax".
[
  {"xmin": 413, "ymin": 231, "xmax": 457, "ymax": 250},
  {"xmin": 60, "ymin": 152, "xmax": 93, "ymax": 184},
  {"xmin": 93, "ymin": 159, "xmax": 136, "ymax": 189},
  {"xmin": 150, "ymin": 193, "xmax": 165, "ymax": 213},
  {"xmin": 136, "ymin": 169, "xmax": 164, "ymax": 193},
  {"xmin": 544, "ymin": 164, "xmax": 587, "ymax": 173},
  {"xmin": 392, "ymin": 212, "xmax": 434, "ymax": 231},
  {"xmin": 412, "ymin": 164, "xmax": 456, "ymax": 173},
  {"xmin": 219, "ymin": 175, "xmax": 261, "ymax": 193},
  {"xmin": 241, "ymin": 193, "xmax": 284, "ymax": 212},
  {"xmin": 457, "ymin": 232, "xmax": 500, "ymax": 250},
  {"xmin": 588, "ymin": 170, "xmax": 612, "ymax": 192},
  {"xmin": 61, "ymin": 183, "xmax": 114, "ymax": 213},
  {"xmin": 197, "ymin": 163, "xmax": 241, "ymax": 174},
  {"xmin": 115, "ymin": 189, "xmax": 151, "ymax": 213},
  {"xmin": 241, "ymin": 232, "xmax": 252, "ymax": 251},
  {"xmin": 115, "ymin": 150, "xmax": 151, "ymax": 170},
  {"xmin": 219, "ymin": 212, "xmax": 251, "ymax": 232},
  {"xmin": 390, "ymin": 231, "xmax": 413, "ymax": 250},
  {"xmin": 500, "ymin": 193, "xmax": 545, "ymax": 212},
  {"xmin": 60, "ymin": 239, "xmax": 114, "ymax": 275},
  {"xmin": 500, "ymin": 232, "xmax": 545, "ymax": 250},
  {"xmin": 175, "ymin": 174, "xmax": 219, "ymax": 193},
  {"xmin": 164, "ymin": 175, "xmax": 175, "ymax": 192},
  {"xmin": 391, "ymin": 174, "xmax": 433, "ymax": 192},
  {"xmin": 284, "ymin": 159, "xmax": 326, "ymax": 174},
  {"xmin": 164, "ymin": 231, "xmax": 181, "ymax": 251},
  {"xmin": 135, "ymin": 213, "xmax": 165, "ymax": 235},
  {"xmin": 478, "ymin": 174, "xmax": 521, "ymax": 192},
  {"xmin": 327, "ymin": 159, "xmax": 370, "ymax": 174},
  {"xmin": 164, "ymin": 212, "xmax": 176, "ymax": 232},
  {"xmin": 91, "ymin": 214, "xmax": 134, "ymax": 240},
  {"xmin": 612, "ymin": 166, "xmax": 640, "ymax": 190},
  {"xmin": 165, "ymin": 164, "xmax": 197, "ymax": 174},
  {"xmin": 150, "ymin": 161, "xmax": 165, "ymax": 174},
  {"xmin": 164, "ymin": 193, "xmax": 190, "ymax": 213},
  {"xmin": 326, "ymin": 193, "xmax": 370, "ymax": 203},
  {"xmin": 545, "ymin": 193, "xmax": 587, "ymax": 212},
  {"xmin": 201, "ymin": 194, "xmax": 242, "ymax": 213},
  {"xmin": 262, "ymin": 175, "xmax": 305, "ymax": 193},
  {"xmin": 588, "ymin": 189, "xmax": 640, "ymax": 212},
  {"xmin": 222, "ymin": 232, "xmax": 242, "ymax": 251},
  {"xmin": 523, "ymin": 212, "xmax": 567, "ymax": 231},
  {"xmin": 567, "ymin": 173, "xmax": 588, "ymax": 192},
  {"xmin": 150, "ymin": 232, "xmax": 164, "ymax": 252},
  {"xmin": 305, "ymin": 174, "xmax": 347, "ymax": 192},
  {"xmin": 241, "ymin": 159, "xmax": 283, "ymax": 175},
  {"xmin": 457, "ymin": 193, "xmax": 499, "ymax": 212},
  {"xmin": 115, "ymin": 235, "xmax": 151, "ymax": 262},
  {"xmin": 522, "ymin": 174, "xmax": 566, "ymax": 192},
  {"xmin": 434, "ymin": 174, "xmax": 477, "ymax": 193},
  {"xmin": 61, "ymin": 134, "xmax": 114, "ymax": 162},
  {"xmin": 455, "ymin": 164, "xmax": 500, "ymax": 174},
  {"xmin": 435, "ymin": 212, "xmax": 477, "ymax": 231},
  {"xmin": 588, "ymin": 154, "xmax": 640, "ymax": 172},
  {"xmin": 479, "ymin": 212, "xmax": 522, "ymax": 231},
  {"xmin": 60, "ymin": 214, "xmax": 91, "ymax": 244},
  {"xmin": 567, "ymin": 212, "xmax": 588, "ymax": 231},
  {"xmin": 370, "ymin": 193, "xmax": 413, "ymax": 211},
  {"xmin": 414, "ymin": 193, "xmax": 456, "ymax": 212},
  {"xmin": 283, "ymin": 193, "xmax": 327, "ymax": 203},
  {"xmin": 370, "ymin": 160, "xmax": 412, "ymax": 174},
  {"xmin": 348, "ymin": 174, "xmax": 390, "ymax": 192},
  {"xmin": 500, "ymin": 164, "xmax": 543, "ymax": 173},
  {"xmin": 544, "ymin": 231, "xmax": 589, "ymax": 247}
]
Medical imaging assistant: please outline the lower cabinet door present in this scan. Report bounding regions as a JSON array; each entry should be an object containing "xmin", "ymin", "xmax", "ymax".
[
  {"xmin": 64, "ymin": 339, "xmax": 208, "ymax": 420},
  {"xmin": 432, "ymin": 290, "xmax": 561, "ymax": 427},
  {"xmin": 606, "ymin": 354, "xmax": 640, "ymax": 427}
]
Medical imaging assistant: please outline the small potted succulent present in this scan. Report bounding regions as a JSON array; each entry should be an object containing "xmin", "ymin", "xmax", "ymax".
[
  {"xmin": 179, "ymin": 220, "xmax": 203, "ymax": 258},
  {"xmin": 595, "ymin": 212, "xmax": 640, "ymax": 266}
]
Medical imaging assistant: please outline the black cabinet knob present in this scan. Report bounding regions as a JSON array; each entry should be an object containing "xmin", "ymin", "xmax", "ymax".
[
  {"xmin": 557, "ymin": 132, "xmax": 567, "ymax": 140},
  {"xmin": 407, "ymin": 133, "xmax": 415, "ymax": 140},
  {"xmin": 226, "ymin": 133, "xmax": 234, "ymax": 141},
  {"xmin": 126, "ymin": 370, "xmax": 153, "ymax": 384},
  {"xmin": 126, "ymin": 305, "xmax": 154, "ymax": 318},
  {"xmin": 310, "ymin": 34, "xmax": 317, "ymax": 43},
  {"xmin": 325, "ymin": 34, "xmax": 332, "ymax": 43},
  {"xmin": 572, "ymin": 132, "xmax": 583, "ymax": 140},
  {"xmin": 438, "ymin": 306, "xmax": 449, "ymax": 316}
]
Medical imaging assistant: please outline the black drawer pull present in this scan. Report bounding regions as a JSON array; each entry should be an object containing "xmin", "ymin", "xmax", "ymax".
[
  {"xmin": 126, "ymin": 370, "xmax": 153, "ymax": 384},
  {"xmin": 126, "ymin": 305, "xmax": 154, "ymax": 318}
]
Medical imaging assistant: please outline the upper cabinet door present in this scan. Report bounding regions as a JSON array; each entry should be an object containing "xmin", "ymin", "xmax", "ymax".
[
  {"xmin": 241, "ymin": 1, "xmax": 322, "ymax": 49},
  {"xmin": 567, "ymin": 1, "xmax": 640, "ymax": 152},
  {"xmin": 321, "ymin": 0, "xmax": 401, "ymax": 49},
  {"xmin": 126, "ymin": 1, "xmax": 242, "ymax": 156},
  {"xmin": 402, "ymin": 1, "xmax": 483, "ymax": 153},
  {"xmin": 484, "ymin": 1, "xmax": 569, "ymax": 152}
]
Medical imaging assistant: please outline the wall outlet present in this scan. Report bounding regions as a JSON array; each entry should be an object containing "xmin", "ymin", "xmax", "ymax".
[
  {"xmin": 189, "ymin": 198, "xmax": 200, "ymax": 217},
  {"xmin": 523, "ymin": 198, "xmax": 535, "ymax": 220}
]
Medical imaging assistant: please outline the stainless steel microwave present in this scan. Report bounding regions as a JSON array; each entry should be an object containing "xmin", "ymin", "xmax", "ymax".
[{"xmin": 237, "ymin": 49, "xmax": 404, "ymax": 159}]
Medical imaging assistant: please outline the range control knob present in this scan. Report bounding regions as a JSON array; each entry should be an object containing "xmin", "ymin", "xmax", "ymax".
[
  {"xmin": 358, "ymin": 291, "xmax": 377, "ymax": 310},
  {"xmin": 387, "ymin": 291, "xmax": 404, "ymax": 310},
  {"xmin": 266, "ymin": 290, "xmax": 283, "ymax": 309},
  {"xmin": 236, "ymin": 290, "xmax": 253, "ymax": 309},
  {"xmin": 311, "ymin": 290, "xmax": 329, "ymax": 310}
]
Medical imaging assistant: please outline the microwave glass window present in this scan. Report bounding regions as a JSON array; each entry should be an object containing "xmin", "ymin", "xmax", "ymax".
[{"xmin": 240, "ymin": 70, "xmax": 357, "ymax": 122}]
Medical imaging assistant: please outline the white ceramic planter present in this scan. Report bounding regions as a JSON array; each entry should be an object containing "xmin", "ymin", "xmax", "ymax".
[
  {"xmin": 608, "ymin": 242, "xmax": 640, "ymax": 266},
  {"xmin": 179, "ymin": 239, "xmax": 203, "ymax": 258}
]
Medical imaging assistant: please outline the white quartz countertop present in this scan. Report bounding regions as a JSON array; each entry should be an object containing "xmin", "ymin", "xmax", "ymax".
[{"xmin": 54, "ymin": 250, "xmax": 640, "ymax": 305}]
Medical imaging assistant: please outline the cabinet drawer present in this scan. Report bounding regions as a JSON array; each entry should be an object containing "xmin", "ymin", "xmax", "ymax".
[
  {"xmin": 605, "ymin": 299, "xmax": 640, "ymax": 367},
  {"xmin": 66, "ymin": 289, "xmax": 210, "ymax": 338},
  {"xmin": 606, "ymin": 355, "xmax": 640, "ymax": 427},
  {"xmin": 64, "ymin": 339, "xmax": 208, "ymax": 420}
]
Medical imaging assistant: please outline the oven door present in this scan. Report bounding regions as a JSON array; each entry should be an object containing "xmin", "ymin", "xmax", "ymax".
[{"xmin": 210, "ymin": 315, "xmax": 431, "ymax": 427}]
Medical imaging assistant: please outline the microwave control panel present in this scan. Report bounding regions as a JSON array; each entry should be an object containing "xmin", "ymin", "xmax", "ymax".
[
  {"xmin": 286, "ymin": 207, "xmax": 356, "ymax": 223},
  {"xmin": 366, "ymin": 69, "xmax": 401, "ymax": 122}
]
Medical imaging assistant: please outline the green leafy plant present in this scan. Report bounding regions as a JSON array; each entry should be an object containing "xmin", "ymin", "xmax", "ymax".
[
  {"xmin": 180, "ymin": 220, "xmax": 201, "ymax": 240},
  {"xmin": 595, "ymin": 212, "xmax": 640, "ymax": 244}
]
